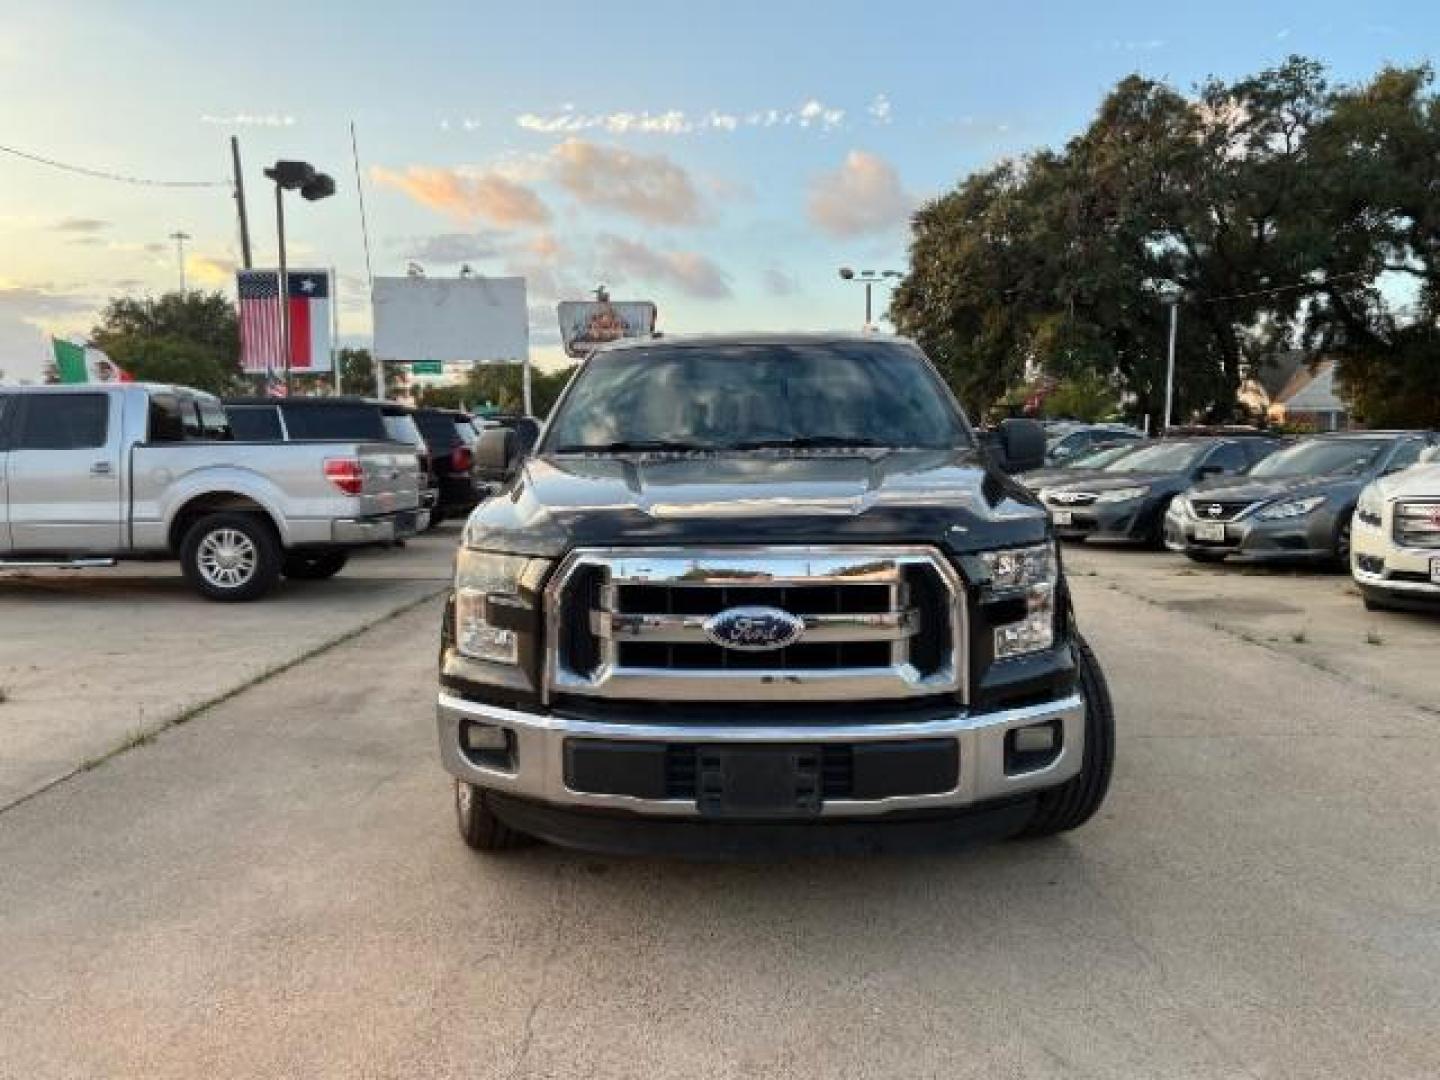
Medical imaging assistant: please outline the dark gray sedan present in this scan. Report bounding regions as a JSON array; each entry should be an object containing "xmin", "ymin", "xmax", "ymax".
[
  {"xmin": 1167, "ymin": 431, "xmax": 1438, "ymax": 565},
  {"xmin": 1042, "ymin": 437, "xmax": 1279, "ymax": 548}
]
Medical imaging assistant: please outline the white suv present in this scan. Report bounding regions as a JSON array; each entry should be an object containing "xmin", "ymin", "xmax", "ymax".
[{"xmin": 1352, "ymin": 447, "xmax": 1440, "ymax": 611}]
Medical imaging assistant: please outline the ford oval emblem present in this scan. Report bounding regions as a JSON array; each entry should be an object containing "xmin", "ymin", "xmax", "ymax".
[{"xmin": 703, "ymin": 606, "xmax": 805, "ymax": 651}]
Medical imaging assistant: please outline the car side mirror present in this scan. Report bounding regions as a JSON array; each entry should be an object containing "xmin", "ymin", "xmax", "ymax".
[
  {"xmin": 1195, "ymin": 463, "xmax": 1225, "ymax": 479},
  {"xmin": 996, "ymin": 418, "xmax": 1046, "ymax": 473},
  {"xmin": 476, "ymin": 427, "xmax": 520, "ymax": 483}
]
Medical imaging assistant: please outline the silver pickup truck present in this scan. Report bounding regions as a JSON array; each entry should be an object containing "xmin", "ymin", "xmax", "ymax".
[{"xmin": 0, "ymin": 383, "xmax": 421, "ymax": 600}]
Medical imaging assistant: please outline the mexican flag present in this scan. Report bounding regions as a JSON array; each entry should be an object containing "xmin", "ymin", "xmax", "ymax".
[{"xmin": 52, "ymin": 338, "xmax": 132, "ymax": 384}]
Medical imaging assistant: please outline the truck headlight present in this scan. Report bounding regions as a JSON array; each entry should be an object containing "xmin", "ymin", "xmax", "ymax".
[
  {"xmin": 454, "ymin": 550, "xmax": 549, "ymax": 664},
  {"xmin": 1095, "ymin": 485, "xmax": 1148, "ymax": 504},
  {"xmin": 980, "ymin": 543, "xmax": 1058, "ymax": 659},
  {"xmin": 1356, "ymin": 486, "xmax": 1383, "ymax": 528},
  {"xmin": 1256, "ymin": 495, "xmax": 1326, "ymax": 521}
]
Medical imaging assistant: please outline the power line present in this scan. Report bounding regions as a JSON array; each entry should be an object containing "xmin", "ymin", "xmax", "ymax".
[
  {"xmin": 1202, "ymin": 270, "xmax": 1369, "ymax": 304},
  {"xmin": 0, "ymin": 142, "xmax": 229, "ymax": 189}
]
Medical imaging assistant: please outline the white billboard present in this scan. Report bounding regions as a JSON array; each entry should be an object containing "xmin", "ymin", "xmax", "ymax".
[
  {"xmin": 372, "ymin": 276, "xmax": 529, "ymax": 364},
  {"xmin": 558, "ymin": 300, "xmax": 657, "ymax": 358}
]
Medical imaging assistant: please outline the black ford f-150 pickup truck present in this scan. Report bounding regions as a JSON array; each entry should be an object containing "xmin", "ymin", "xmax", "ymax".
[{"xmin": 436, "ymin": 333, "xmax": 1114, "ymax": 856}]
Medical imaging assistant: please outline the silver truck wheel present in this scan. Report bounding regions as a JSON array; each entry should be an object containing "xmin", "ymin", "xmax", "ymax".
[{"xmin": 180, "ymin": 513, "xmax": 282, "ymax": 602}]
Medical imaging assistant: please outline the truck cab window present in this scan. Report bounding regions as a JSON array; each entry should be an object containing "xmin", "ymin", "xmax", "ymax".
[
  {"xmin": 17, "ymin": 394, "xmax": 109, "ymax": 450},
  {"xmin": 147, "ymin": 394, "xmax": 187, "ymax": 442},
  {"xmin": 226, "ymin": 406, "xmax": 283, "ymax": 441}
]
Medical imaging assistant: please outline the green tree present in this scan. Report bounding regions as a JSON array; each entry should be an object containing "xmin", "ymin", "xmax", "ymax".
[
  {"xmin": 1297, "ymin": 65, "xmax": 1440, "ymax": 426},
  {"xmin": 89, "ymin": 291, "xmax": 242, "ymax": 394},
  {"xmin": 414, "ymin": 363, "xmax": 577, "ymax": 417},
  {"xmin": 892, "ymin": 57, "xmax": 1386, "ymax": 428}
]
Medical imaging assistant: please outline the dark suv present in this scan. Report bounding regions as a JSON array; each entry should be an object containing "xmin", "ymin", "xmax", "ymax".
[{"xmin": 413, "ymin": 408, "xmax": 485, "ymax": 525}]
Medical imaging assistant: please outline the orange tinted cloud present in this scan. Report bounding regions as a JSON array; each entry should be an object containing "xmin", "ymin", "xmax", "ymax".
[
  {"xmin": 807, "ymin": 150, "xmax": 913, "ymax": 237},
  {"xmin": 549, "ymin": 139, "xmax": 704, "ymax": 226},
  {"xmin": 371, "ymin": 166, "xmax": 551, "ymax": 228}
]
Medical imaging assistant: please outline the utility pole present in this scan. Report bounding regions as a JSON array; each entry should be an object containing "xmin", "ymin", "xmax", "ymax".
[
  {"xmin": 169, "ymin": 231, "xmax": 191, "ymax": 292},
  {"xmin": 274, "ymin": 185, "xmax": 291, "ymax": 392},
  {"xmin": 231, "ymin": 136, "xmax": 252, "ymax": 269},
  {"xmin": 1163, "ymin": 295, "xmax": 1180, "ymax": 433}
]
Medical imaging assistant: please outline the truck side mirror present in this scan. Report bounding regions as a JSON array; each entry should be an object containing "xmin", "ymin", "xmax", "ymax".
[
  {"xmin": 996, "ymin": 418, "xmax": 1046, "ymax": 473},
  {"xmin": 476, "ymin": 427, "xmax": 520, "ymax": 483}
]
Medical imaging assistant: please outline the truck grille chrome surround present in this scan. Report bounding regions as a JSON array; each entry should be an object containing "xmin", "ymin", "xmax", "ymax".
[{"xmin": 544, "ymin": 547, "xmax": 966, "ymax": 704}]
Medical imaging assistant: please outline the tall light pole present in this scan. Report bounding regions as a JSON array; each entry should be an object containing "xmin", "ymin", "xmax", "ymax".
[
  {"xmin": 1162, "ymin": 292, "xmax": 1180, "ymax": 433},
  {"xmin": 263, "ymin": 160, "xmax": 335, "ymax": 394},
  {"xmin": 169, "ymin": 231, "xmax": 191, "ymax": 292},
  {"xmin": 838, "ymin": 267, "xmax": 903, "ymax": 329}
]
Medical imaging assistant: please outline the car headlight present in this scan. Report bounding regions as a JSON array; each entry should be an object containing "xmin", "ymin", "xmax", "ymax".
[
  {"xmin": 979, "ymin": 543, "xmax": 1058, "ymax": 659},
  {"xmin": 454, "ymin": 549, "xmax": 550, "ymax": 664},
  {"xmin": 1356, "ymin": 485, "xmax": 1383, "ymax": 528},
  {"xmin": 1169, "ymin": 497, "xmax": 1192, "ymax": 519},
  {"xmin": 1095, "ymin": 486, "xmax": 1148, "ymax": 504},
  {"xmin": 1255, "ymin": 495, "xmax": 1326, "ymax": 521}
]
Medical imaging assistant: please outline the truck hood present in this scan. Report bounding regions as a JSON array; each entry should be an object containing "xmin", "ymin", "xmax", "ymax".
[{"xmin": 464, "ymin": 449, "xmax": 1047, "ymax": 557}]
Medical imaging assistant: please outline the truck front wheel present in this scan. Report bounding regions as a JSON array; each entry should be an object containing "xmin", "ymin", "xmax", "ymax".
[
  {"xmin": 180, "ymin": 512, "xmax": 282, "ymax": 602},
  {"xmin": 455, "ymin": 780, "xmax": 533, "ymax": 852},
  {"xmin": 1017, "ymin": 634, "xmax": 1115, "ymax": 839}
]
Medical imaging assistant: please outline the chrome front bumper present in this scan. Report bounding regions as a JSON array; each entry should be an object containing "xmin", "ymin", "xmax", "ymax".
[{"xmin": 436, "ymin": 691, "xmax": 1085, "ymax": 819}]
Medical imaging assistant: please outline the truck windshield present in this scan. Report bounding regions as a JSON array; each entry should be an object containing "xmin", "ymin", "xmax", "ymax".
[{"xmin": 545, "ymin": 342, "xmax": 968, "ymax": 453}]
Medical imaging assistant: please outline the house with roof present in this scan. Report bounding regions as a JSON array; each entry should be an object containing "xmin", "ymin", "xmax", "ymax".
[{"xmin": 1267, "ymin": 359, "xmax": 1349, "ymax": 431}]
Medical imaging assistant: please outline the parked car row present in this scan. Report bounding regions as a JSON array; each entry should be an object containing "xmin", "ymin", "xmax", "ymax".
[{"xmin": 1023, "ymin": 426, "xmax": 1440, "ymax": 615}]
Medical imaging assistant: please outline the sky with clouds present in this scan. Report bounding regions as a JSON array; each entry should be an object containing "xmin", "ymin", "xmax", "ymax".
[{"xmin": 1, "ymin": 0, "xmax": 1435, "ymax": 381}]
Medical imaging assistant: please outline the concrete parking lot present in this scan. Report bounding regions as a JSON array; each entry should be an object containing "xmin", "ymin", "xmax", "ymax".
[
  {"xmin": 0, "ymin": 532, "xmax": 454, "ymax": 809},
  {"xmin": 0, "ymin": 535, "xmax": 1436, "ymax": 1078}
]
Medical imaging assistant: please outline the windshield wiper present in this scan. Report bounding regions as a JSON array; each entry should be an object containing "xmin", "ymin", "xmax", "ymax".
[
  {"xmin": 724, "ymin": 436, "xmax": 894, "ymax": 451},
  {"xmin": 551, "ymin": 439, "xmax": 711, "ymax": 454}
]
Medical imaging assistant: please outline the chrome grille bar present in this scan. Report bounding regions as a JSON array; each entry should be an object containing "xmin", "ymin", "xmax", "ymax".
[{"xmin": 593, "ymin": 609, "xmax": 921, "ymax": 644}]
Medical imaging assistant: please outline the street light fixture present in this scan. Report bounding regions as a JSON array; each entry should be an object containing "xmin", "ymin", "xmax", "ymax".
[
  {"xmin": 838, "ymin": 267, "xmax": 903, "ymax": 329},
  {"xmin": 263, "ymin": 159, "xmax": 335, "ymax": 392}
]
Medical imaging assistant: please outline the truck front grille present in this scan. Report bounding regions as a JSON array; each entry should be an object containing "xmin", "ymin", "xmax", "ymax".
[
  {"xmin": 1394, "ymin": 501, "xmax": 1440, "ymax": 549},
  {"xmin": 547, "ymin": 547, "xmax": 965, "ymax": 703}
]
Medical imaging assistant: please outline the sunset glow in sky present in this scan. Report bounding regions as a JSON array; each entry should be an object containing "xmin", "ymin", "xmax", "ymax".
[{"xmin": 1, "ymin": 0, "xmax": 1435, "ymax": 380}]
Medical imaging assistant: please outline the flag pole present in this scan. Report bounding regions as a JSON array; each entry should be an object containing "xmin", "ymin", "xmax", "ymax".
[
  {"xmin": 275, "ymin": 182, "xmax": 292, "ymax": 395},
  {"xmin": 331, "ymin": 266, "xmax": 340, "ymax": 395},
  {"xmin": 349, "ymin": 121, "xmax": 382, "ymax": 401}
]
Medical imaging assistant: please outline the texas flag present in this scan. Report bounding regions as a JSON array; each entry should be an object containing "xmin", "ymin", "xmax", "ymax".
[{"xmin": 283, "ymin": 270, "xmax": 331, "ymax": 372}]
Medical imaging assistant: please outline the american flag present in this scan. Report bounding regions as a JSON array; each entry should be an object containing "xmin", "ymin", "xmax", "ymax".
[{"xmin": 238, "ymin": 270, "xmax": 283, "ymax": 374}]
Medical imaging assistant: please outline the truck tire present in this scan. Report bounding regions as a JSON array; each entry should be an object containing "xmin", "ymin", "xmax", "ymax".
[
  {"xmin": 180, "ymin": 512, "xmax": 282, "ymax": 602},
  {"xmin": 1017, "ymin": 634, "xmax": 1115, "ymax": 839},
  {"xmin": 282, "ymin": 551, "xmax": 350, "ymax": 580},
  {"xmin": 455, "ymin": 780, "xmax": 533, "ymax": 852}
]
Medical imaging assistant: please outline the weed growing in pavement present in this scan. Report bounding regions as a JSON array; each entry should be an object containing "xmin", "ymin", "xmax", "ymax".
[
  {"xmin": 1291, "ymin": 628, "xmax": 1309, "ymax": 644},
  {"xmin": 0, "ymin": 686, "xmax": 8, "ymax": 704},
  {"xmin": 1365, "ymin": 629, "xmax": 1384, "ymax": 646}
]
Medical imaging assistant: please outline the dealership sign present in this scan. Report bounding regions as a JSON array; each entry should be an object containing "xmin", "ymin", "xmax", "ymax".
[{"xmin": 557, "ymin": 300, "xmax": 657, "ymax": 358}]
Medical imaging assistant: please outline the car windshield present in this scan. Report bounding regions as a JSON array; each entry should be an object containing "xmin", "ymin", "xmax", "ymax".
[
  {"xmin": 1101, "ymin": 441, "xmax": 1204, "ymax": 474},
  {"xmin": 544, "ymin": 342, "xmax": 969, "ymax": 453},
  {"xmin": 1067, "ymin": 443, "xmax": 1143, "ymax": 469},
  {"xmin": 1247, "ymin": 438, "xmax": 1391, "ymax": 478}
]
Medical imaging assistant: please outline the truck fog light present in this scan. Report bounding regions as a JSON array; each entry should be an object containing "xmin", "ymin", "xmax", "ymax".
[
  {"xmin": 462, "ymin": 722, "xmax": 510, "ymax": 752},
  {"xmin": 1012, "ymin": 724, "xmax": 1056, "ymax": 754},
  {"xmin": 1005, "ymin": 719, "xmax": 1062, "ymax": 773}
]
